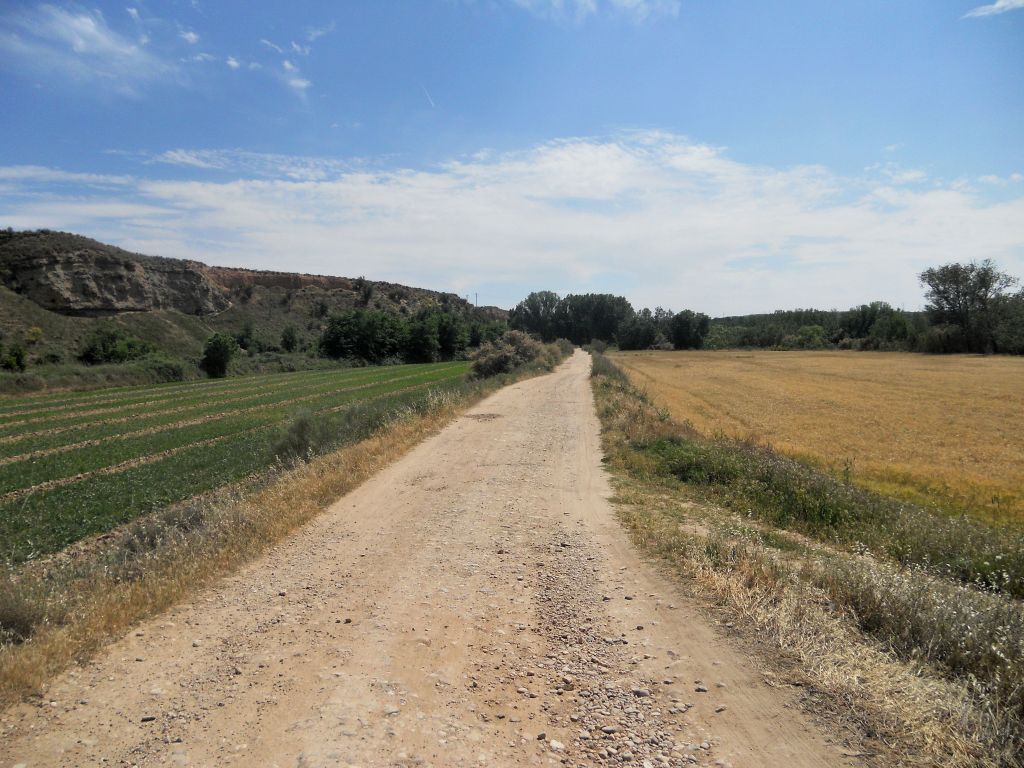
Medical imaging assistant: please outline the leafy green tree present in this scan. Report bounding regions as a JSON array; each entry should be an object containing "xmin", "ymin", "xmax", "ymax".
[
  {"xmin": 617, "ymin": 313, "xmax": 658, "ymax": 350},
  {"xmin": 200, "ymin": 333, "xmax": 238, "ymax": 378},
  {"xmin": 436, "ymin": 312, "xmax": 469, "ymax": 359},
  {"xmin": 919, "ymin": 260, "xmax": 1019, "ymax": 353},
  {"xmin": 280, "ymin": 325, "xmax": 299, "ymax": 353},
  {"xmin": 319, "ymin": 310, "xmax": 406, "ymax": 363},
  {"xmin": 670, "ymin": 310, "xmax": 711, "ymax": 349},
  {"xmin": 796, "ymin": 325, "xmax": 827, "ymax": 349},
  {"xmin": 509, "ymin": 291, "xmax": 561, "ymax": 341},
  {"xmin": 404, "ymin": 314, "xmax": 441, "ymax": 363}
]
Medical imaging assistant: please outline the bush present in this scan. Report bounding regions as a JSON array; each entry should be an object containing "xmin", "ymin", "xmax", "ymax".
[
  {"xmin": 272, "ymin": 411, "xmax": 337, "ymax": 463},
  {"xmin": 918, "ymin": 324, "xmax": 968, "ymax": 354},
  {"xmin": 0, "ymin": 342, "xmax": 26, "ymax": 372},
  {"xmin": 280, "ymin": 325, "xmax": 299, "ymax": 353},
  {"xmin": 471, "ymin": 331, "xmax": 542, "ymax": 378},
  {"xmin": 78, "ymin": 325, "xmax": 155, "ymax": 365},
  {"xmin": 200, "ymin": 333, "xmax": 238, "ymax": 378}
]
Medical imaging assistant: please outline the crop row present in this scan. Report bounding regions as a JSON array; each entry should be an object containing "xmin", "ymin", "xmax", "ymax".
[
  {"xmin": 0, "ymin": 363, "xmax": 463, "ymax": 457},
  {"xmin": 0, "ymin": 369, "xmax": 472, "ymax": 563},
  {"xmin": 0, "ymin": 364, "xmax": 467, "ymax": 496},
  {"xmin": 0, "ymin": 364, "xmax": 401, "ymax": 438},
  {"xmin": 0, "ymin": 363, "xmax": 356, "ymax": 419}
]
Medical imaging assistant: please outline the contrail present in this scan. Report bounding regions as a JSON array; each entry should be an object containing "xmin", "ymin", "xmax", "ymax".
[{"xmin": 421, "ymin": 84, "xmax": 436, "ymax": 109}]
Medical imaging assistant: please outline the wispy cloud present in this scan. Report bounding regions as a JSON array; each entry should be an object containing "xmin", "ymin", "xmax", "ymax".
[
  {"xmin": 179, "ymin": 28, "xmax": 199, "ymax": 44},
  {"xmin": 145, "ymin": 149, "xmax": 359, "ymax": 180},
  {"xmin": 4, "ymin": 134, "xmax": 1022, "ymax": 314},
  {"xmin": 508, "ymin": 0, "xmax": 679, "ymax": 22},
  {"xmin": 305, "ymin": 21, "xmax": 335, "ymax": 42},
  {"xmin": 963, "ymin": 0, "xmax": 1024, "ymax": 17},
  {"xmin": 0, "ymin": 4, "xmax": 173, "ymax": 95},
  {"xmin": 286, "ymin": 76, "xmax": 311, "ymax": 93},
  {"xmin": 226, "ymin": 56, "xmax": 240, "ymax": 70},
  {"xmin": 259, "ymin": 38, "xmax": 283, "ymax": 53}
]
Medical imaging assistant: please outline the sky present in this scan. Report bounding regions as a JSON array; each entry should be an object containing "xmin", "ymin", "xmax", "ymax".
[{"xmin": 1, "ymin": 1, "xmax": 1022, "ymax": 315}]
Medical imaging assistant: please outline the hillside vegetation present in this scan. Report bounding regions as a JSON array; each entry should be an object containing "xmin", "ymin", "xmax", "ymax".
[{"xmin": 0, "ymin": 229, "xmax": 506, "ymax": 391}]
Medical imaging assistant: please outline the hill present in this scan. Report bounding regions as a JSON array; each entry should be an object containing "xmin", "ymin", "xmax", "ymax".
[{"xmin": 0, "ymin": 229, "xmax": 507, "ymax": 388}]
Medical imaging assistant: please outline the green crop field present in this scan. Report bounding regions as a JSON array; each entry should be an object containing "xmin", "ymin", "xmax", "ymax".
[{"xmin": 0, "ymin": 362, "xmax": 469, "ymax": 562}]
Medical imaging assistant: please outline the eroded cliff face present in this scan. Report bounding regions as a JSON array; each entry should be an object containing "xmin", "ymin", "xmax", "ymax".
[{"xmin": 0, "ymin": 232, "xmax": 230, "ymax": 316}]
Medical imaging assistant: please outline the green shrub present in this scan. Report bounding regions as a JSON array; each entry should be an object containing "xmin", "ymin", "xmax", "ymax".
[
  {"xmin": 0, "ymin": 342, "xmax": 26, "ymax": 372},
  {"xmin": 200, "ymin": 333, "xmax": 238, "ymax": 378},
  {"xmin": 78, "ymin": 325, "xmax": 155, "ymax": 365}
]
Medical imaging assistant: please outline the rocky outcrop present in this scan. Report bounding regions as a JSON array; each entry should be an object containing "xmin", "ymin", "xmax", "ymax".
[{"xmin": 0, "ymin": 231, "xmax": 230, "ymax": 316}]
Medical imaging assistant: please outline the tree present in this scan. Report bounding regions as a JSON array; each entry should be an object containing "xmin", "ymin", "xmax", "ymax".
[
  {"xmin": 919, "ymin": 260, "xmax": 1019, "ymax": 353},
  {"xmin": 200, "ymin": 333, "xmax": 238, "ymax": 378},
  {"xmin": 319, "ymin": 310, "xmax": 405, "ymax": 363},
  {"xmin": 436, "ymin": 312, "xmax": 469, "ymax": 360},
  {"xmin": 617, "ymin": 313, "xmax": 658, "ymax": 350},
  {"xmin": 404, "ymin": 314, "xmax": 441, "ymax": 363},
  {"xmin": 796, "ymin": 325, "xmax": 827, "ymax": 349},
  {"xmin": 280, "ymin": 325, "xmax": 299, "ymax": 353},
  {"xmin": 509, "ymin": 291, "xmax": 561, "ymax": 341},
  {"xmin": 670, "ymin": 310, "xmax": 710, "ymax": 349}
]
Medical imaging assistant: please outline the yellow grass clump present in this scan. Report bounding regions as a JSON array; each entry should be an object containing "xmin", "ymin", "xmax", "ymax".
[{"xmin": 612, "ymin": 350, "xmax": 1024, "ymax": 525}]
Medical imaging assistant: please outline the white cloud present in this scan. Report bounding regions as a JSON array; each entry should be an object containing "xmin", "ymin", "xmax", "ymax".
[
  {"xmin": 3, "ymin": 134, "xmax": 1022, "ymax": 314},
  {"xmin": 226, "ymin": 56, "xmax": 240, "ymax": 69},
  {"xmin": 282, "ymin": 60, "xmax": 298, "ymax": 73},
  {"xmin": 508, "ymin": 0, "xmax": 678, "ymax": 21},
  {"xmin": 0, "ymin": 166, "xmax": 134, "ymax": 186},
  {"xmin": 147, "ymin": 149, "xmax": 358, "ymax": 180},
  {"xmin": 979, "ymin": 172, "xmax": 1024, "ymax": 186},
  {"xmin": 179, "ymin": 29, "xmax": 199, "ymax": 44},
  {"xmin": 260, "ymin": 38, "xmax": 283, "ymax": 53},
  {"xmin": 963, "ymin": 0, "xmax": 1024, "ymax": 17},
  {"xmin": 306, "ymin": 21, "xmax": 335, "ymax": 42},
  {"xmin": 287, "ymin": 77, "xmax": 311, "ymax": 93},
  {"xmin": 0, "ymin": 5, "xmax": 172, "ymax": 94},
  {"xmin": 125, "ymin": 7, "xmax": 140, "ymax": 22}
]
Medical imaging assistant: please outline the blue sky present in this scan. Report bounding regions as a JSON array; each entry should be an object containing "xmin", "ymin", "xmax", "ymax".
[{"xmin": 1, "ymin": 0, "xmax": 1022, "ymax": 314}]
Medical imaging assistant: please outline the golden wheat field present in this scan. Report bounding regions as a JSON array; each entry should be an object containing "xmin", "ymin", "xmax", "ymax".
[{"xmin": 611, "ymin": 350, "xmax": 1024, "ymax": 525}]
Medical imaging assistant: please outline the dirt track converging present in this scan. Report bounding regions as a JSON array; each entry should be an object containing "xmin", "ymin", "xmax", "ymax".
[{"xmin": 0, "ymin": 352, "xmax": 861, "ymax": 767}]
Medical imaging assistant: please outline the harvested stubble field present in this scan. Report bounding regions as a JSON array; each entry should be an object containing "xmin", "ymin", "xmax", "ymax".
[
  {"xmin": 611, "ymin": 349, "xmax": 1024, "ymax": 526},
  {"xmin": 0, "ymin": 361, "xmax": 469, "ymax": 563}
]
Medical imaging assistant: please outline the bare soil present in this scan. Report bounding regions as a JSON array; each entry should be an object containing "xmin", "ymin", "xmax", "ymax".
[{"xmin": 0, "ymin": 352, "xmax": 864, "ymax": 767}]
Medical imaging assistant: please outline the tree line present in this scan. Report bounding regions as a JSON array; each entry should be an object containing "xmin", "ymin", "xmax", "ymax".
[
  {"xmin": 706, "ymin": 260, "xmax": 1023, "ymax": 354},
  {"xmin": 508, "ymin": 291, "xmax": 710, "ymax": 350}
]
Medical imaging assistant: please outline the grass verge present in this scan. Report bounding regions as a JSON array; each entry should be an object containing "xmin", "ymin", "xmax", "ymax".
[
  {"xmin": 0, "ymin": 346, "xmax": 571, "ymax": 704},
  {"xmin": 591, "ymin": 352, "xmax": 1024, "ymax": 768}
]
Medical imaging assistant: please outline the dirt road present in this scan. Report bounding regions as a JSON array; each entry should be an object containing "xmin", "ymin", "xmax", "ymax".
[{"xmin": 0, "ymin": 352, "xmax": 861, "ymax": 767}]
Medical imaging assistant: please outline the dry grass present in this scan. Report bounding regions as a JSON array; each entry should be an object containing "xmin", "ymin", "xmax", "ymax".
[
  {"xmin": 611, "ymin": 350, "xmax": 1024, "ymax": 525},
  {"xmin": 591, "ymin": 357, "xmax": 1024, "ymax": 767}
]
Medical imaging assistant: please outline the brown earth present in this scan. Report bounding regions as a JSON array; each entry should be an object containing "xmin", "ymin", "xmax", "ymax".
[{"xmin": 0, "ymin": 352, "xmax": 864, "ymax": 767}]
